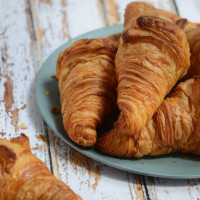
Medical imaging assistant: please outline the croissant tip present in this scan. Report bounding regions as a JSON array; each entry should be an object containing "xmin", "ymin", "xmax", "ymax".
[
  {"xmin": 68, "ymin": 128, "xmax": 97, "ymax": 147},
  {"xmin": 10, "ymin": 133, "xmax": 31, "ymax": 150}
]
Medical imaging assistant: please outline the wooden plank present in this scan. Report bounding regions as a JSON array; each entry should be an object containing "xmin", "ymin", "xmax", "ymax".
[
  {"xmin": 147, "ymin": 178, "xmax": 200, "ymax": 200},
  {"xmin": 175, "ymin": 0, "xmax": 200, "ymax": 23},
  {"xmin": 0, "ymin": 0, "xmax": 51, "ymax": 168},
  {"xmin": 30, "ymin": 0, "xmax": 105, "ymax": 63}
]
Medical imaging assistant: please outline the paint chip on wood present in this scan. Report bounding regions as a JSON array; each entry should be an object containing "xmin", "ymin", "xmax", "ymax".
[
  {"xmin": 21, "ymin": 104, "xmax": 26, "ymax": 110},
  {"xmin": 11, "ymin": 108, "xmax": 19, "ymax": 132},
  {"xmin": 19, "ymin": 123, "xmax": 28, "ymax": 129},
  {"xmin": 37, "ymin": 134, "xmax": 46, "ymax": 143},
  {"xmin": 0, "ymin": 132, "xmax": 6, "ymax": 136},
  {"xmin": 4, "ymin": 75, "xmax": 14, "ymax": 113}
]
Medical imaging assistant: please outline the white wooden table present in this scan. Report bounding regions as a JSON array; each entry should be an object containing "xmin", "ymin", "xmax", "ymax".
[{"xmin": 0, "ymin": 0, "xmax": 200, "ymax": 199}]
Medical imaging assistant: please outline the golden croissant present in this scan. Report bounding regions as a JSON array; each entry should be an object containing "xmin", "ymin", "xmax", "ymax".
[
  {"xmin": 112, "ymin": 2, "xmax": 190, "ymax": 137},
  {"xmin": 97, "ymin": 76, "xmax": 200, "ymax": 157},
  {"xmin": 123, "ymin": 2, "xmax": 200, "ymax": 79},
  {"xmin": 0, "ymin": 134, "xmax": 81, "ymax": 200},
  {"xmin": 56, "ymin": 38, "xmax": 118, "ymax": 147},
  {"xmin": 178, "ymin": 21, "xmax": 200, "ymax": 79}
]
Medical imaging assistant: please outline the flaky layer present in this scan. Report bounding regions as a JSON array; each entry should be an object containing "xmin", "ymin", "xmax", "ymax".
[
  {"xmin": 123, "ymin": 2, "xmax": 200, "ymax": 80},
  {"xmin": 114, "ymin": 4, "xmax": 190, "ymax": 136},
  {"xmin": 57, "ymin": 38, "xmax": 117, "ymax": 147},
  {"xmin": 0, "ymin": 134, "xmax": 81, "ymax": 200},
  {"xmin": 97, "ymin": 77, "xmax": 200, "ymax": 157}
]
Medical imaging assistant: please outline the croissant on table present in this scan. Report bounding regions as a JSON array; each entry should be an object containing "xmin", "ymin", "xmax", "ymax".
[
  {"xmin": 56, "ymin": 2, "xmax": 200, "ymax": 160},
  {"xmin": 97, "ymin": 76, "xmax": 200, "ymax": 157},
  {"xmin": 0, "ymin": 134, "xmax": 81, "ymax": 200},
  {"xmin": 56, "ymin": 38, "xmax": 118, "ymax": 147},
  {"xmin": 109, "ymin": 2, "xmax": 191, "ymax": 137},
  {"xmin": 122, "ymin": 2, "xmax": 200, "ymax": 80},
  {"xmin": 97, "ymin": 2, "xmax": 200, "ymax": 157}
]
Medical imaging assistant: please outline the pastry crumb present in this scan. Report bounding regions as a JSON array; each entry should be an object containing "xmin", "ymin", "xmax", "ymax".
[
  {"xmin": 137, "ymin": 186, "xmax": 142, "ymax": 191},
  {"xmin": 51, "ymin": 74, "xmax": 57, "ymax": 79},
  {"xmin": 141, "ymin": 162, "xmax": 146, "ymax": 165},
  {"xmin": 164, "ymin": 190, "xmax": 169, "ymax": 194},
  {"xmin": 161, "ymin": 165, "xmax": 166, "ymax": 167},
  {"xmin": 172, "ymin": 161, "xmax": 176, "ymax": 163},
  {"xmin": 44, "ymin": 90, "xmax": 52, "ymax": 95},
  {"xmin": 51, "ymin": 106, "xmax": 61, "ymax": 114}
]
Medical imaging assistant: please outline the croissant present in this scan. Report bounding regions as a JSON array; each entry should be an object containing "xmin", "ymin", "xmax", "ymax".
[
  {"xmin": 112, "ymin": 3, "xmax": 190, "ymax": 137},
  {"xmin": 97, "ymin": 76, "xmax": 200, "ymax": 157},
  {"xmin": 0, "ymin": 134, "xmax": 81, "ymax": 200},
  {"xmin": 123, "ymin": 2, "xmax": 200, "ymax": 79},
  {"xmin": 177, "ymin": 20, "xmax": 200, "ymax": 79},
  {"xmin": 56, "ymin": 38, "xmax": 117, "ymax": 147}
]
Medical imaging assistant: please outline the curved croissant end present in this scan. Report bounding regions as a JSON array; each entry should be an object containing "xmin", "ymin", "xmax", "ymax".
[
  {"xmin": 0, "ymin": 134, "xmax": 82, "ymax": 200},
  {"xmin": 57, "ymin": 38, "xmax": 117, "ymax": 147},
  {"xmin": 97, "ymin": 77, "xmax": 200, "ymax": 158}
]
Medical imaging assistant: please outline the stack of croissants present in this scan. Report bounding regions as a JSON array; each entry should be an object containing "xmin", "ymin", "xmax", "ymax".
[
  {"xmin": 0, "ymin": 2, "xmax": 200, "ymax": 200},
  {"xmin": 57, "ymin": 2, "xmax": 200, "ymax": 158}
]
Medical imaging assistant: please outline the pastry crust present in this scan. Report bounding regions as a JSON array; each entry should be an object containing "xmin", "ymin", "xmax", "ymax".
[
  {"xmin": 180, "ymin": 23, "xmax": 200, "ymax": 79},
  {"xmin": 123, "ymin": 2, "xmax": 200, "ymax": 79},
  {"xmin": 57, "ymin": 38, "xmax": 117, "ymax": 147},
  {"xmin": 0, "ymin": 134, "xmax": 82, "ymax": 200},
  {"xmin": 113, "ymin": 3, "xmax": 190, "ymax": 136},
  {"xmin": 97, "ymin": 77, "xmax": 200, "ymax": 157}
]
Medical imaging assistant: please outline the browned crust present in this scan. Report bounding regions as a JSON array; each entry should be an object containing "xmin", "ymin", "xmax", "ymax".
[
  {"xmin": 0, "ymin": 134, "xmax": 82, "ymax": 199},
  {"xmin": 56, "ymin": 38, "xmax": 117, "ymax": 147}
]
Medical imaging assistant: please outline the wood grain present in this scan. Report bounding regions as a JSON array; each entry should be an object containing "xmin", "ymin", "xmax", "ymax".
[{"xmin": 0, "ymin": 0, "xmax": 51, "ymax": 169}]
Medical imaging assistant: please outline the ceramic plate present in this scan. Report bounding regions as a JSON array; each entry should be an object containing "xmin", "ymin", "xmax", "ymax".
[{"xmin": 36, "ymin": 25, "xmax": 200, "ymax": 179}]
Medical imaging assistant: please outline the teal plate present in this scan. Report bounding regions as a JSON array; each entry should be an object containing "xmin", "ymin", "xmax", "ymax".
[{"xmin": 36, "ymin": 25, "xmax": 200, "ymax": 179}]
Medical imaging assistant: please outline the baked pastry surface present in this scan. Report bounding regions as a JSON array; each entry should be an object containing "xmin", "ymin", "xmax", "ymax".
[
  {"xmin": 97, "ymin": 77, "xmax": 200, "ymax": 157},
  {"xmin": 57, "ymin": 38, "xmax": 117, "ymax": 147},
  {"xmin": 0, "ymin": 134, "xmax": 82, "ymax": 200}
]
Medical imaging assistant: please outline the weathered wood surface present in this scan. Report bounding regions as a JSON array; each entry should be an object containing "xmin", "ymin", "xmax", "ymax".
[
  {"xmin": 0, "ymin": 0, "xmax": 200, "ymax": 199},
  {"xmin": 0, "ymin": 0, "xmax": 51, "ymax": 169}
]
